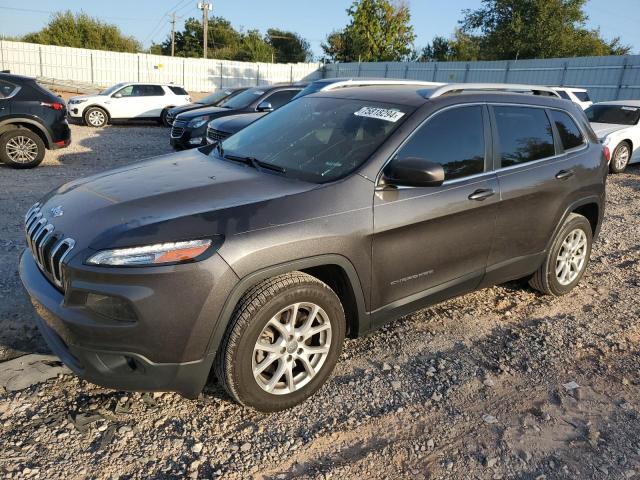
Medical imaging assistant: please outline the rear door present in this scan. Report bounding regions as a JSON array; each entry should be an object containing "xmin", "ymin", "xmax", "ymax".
[
  {"xmin": 485, "ymin": 104, "xmax": 586, "ymax": 280},
  {"xmin": 371, "ymin": 104, "xmax": 499, "ymax": 317},
  {"xmin": 137, "ymin": 85, "xmax": 166, "ymax": 117}
]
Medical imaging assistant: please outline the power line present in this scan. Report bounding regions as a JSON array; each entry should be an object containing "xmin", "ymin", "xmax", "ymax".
[{"xmin": 143, "ymin": 0, "xmax": 192, "ymax": 45}]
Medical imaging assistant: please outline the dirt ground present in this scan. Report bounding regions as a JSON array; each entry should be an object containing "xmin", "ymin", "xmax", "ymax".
[{"xmin": 0, "ymin": 123, "xmax": 639, "ymax": 479}]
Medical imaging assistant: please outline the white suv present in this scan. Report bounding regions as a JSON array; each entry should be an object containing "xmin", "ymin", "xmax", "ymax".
[
  {"xmin": 68, "ymin": 83, "xmax": 191, "ymax": 127},
  {"xmin": 551, "ymin": 87, "xmax": 593, "ymax": 110}
]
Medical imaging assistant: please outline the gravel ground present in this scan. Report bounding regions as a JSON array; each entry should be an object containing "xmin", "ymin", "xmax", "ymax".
[{"xmin": 1, "ymin": 123, "xmax": 639, "ymax": 479}]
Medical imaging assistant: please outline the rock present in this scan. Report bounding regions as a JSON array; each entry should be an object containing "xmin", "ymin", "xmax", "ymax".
[
  {"xmin": 482, "ymin": 414, "xmax": 498, "ymax": 424},
  {"xmin": 427, "ymin": 439, "xmax": 435, "ymax": 449},
  {"xmin": 192, "ymin": 443, "xmax": 203, "ymax": 454},
  {"xmin": 391, "ymin": 381, "xmax": 402, "ymax": 391},
  {"xmin": 431, "ymin": 392, "xmax": 442, "ymax": 402},
  {"xmin": 483, "ymin": 378, "xmax": 495, "ymax": 387},
  {"xmin": 563, "ymin": 381, "xmax": 580, "ymax": 391},
  {"xmin": 382, "ymin": 363, "xmax": 392, "ymax": 371},
  {"xmin": 484, "ymin": 457, "xmax": 498, "ymax": 468},
  {"xmin": 240, "ymin": 442, "xmax": 251, "ymax": 452}
]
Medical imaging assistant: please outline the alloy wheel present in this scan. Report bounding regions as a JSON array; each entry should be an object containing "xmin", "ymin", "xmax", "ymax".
[
  {"xmin": 614, "ymin": 144, "xmax": 630, "ymax": 171},
  {"xmin": 252, "ymin": 302, "xmax": 332, "ymax": 395},
  {"xmin": 88, "ymin": 110, "xmax": 106, "ymax": 127},
  {"xmin": 5, "ymin": 136, "xmax": 39, "ymax": 163},
  {"xmin": 555, "ymin": 228, "xmax": 587, "ymax": 285}
]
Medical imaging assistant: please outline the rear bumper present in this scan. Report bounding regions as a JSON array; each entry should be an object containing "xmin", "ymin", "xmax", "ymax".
[{"xmin": 18, "ymin": 250, "xmax": 228, "ymax": 397}]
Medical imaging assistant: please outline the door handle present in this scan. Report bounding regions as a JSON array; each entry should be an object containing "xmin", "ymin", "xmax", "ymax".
[
  {"xmin": 555, "ymin": 169, "xmax": 575, "ymax": 180},
  {"xmin": 468, "ymin": 189, "xmax": 495, "ymax": 201}
]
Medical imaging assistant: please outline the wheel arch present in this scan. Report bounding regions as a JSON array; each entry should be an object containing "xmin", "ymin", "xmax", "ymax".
[
  {"xmin": 546, "ymin": 196, "xmax": 604, "ymax": 253},
  {"xmin": 205, "ymin": 254, "xmax": 369, "ymax": 358},
  {"xmin": 0, "ymin": 119, "xmax": 52, "ymax": 148},
  {"xmin": 84, "ymin": 104, "xmax": 111, "ymax": 120}
]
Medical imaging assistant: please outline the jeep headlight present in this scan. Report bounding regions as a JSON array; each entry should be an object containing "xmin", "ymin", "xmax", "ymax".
[
  {"xmin": 188, "ymin": 116, "xmax": 210, "ymax": 128},
  {"xmin": 86, "ymin": 239, "xmax": 213, "ymax": 266}
]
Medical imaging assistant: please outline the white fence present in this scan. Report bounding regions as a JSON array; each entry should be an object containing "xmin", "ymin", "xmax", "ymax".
[
  {"xmin": 0, "ymin": 40, "xmax": 322, "ymax": 92},
  {"xmin": 323, "ymin": 55, "xmax": 640, "ymax": 102}
]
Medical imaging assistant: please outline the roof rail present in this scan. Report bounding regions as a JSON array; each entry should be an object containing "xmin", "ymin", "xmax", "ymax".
[
  {"xmin": 324, "ymin": 79, "xmax": 444, "ymax": 91},
  {"xmin": 428, "ymin": 83, "xmax": 560, "ymax": 99}
]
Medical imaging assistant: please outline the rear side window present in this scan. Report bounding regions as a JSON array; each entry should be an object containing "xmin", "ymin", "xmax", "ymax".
[
  {"xmin": 556, "ymin": 90, "xmax": 571, "ymax": 100},
  {"xmin": 263, "ymin": 89, "xmax": 301, "ymax": 109},
  {"xmin": 574, "ymin": 91, "xmax": 590, "ymax": 102},
  {"xmin": 549, "ymin": 110, "xmax": 584, "ymax": 150},
  {"xmin": 169, "ymin": 86, "xmax": 188, "ymax": 96},
  {"xmin": 494, "ymin": 106, "xmax": 555, "ymax": 167},
  {"xmin": 396, "ymin": 106, "xmax": 485, "ymax": 181},
  {"xmin": 0, "ymin": 79, "xmax": 19, "ymax": 99}
]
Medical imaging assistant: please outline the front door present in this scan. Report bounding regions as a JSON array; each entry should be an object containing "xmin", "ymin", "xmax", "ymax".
[{"xmin": 371, "ymin": 104, "xmax": 499, "ymax": 320}]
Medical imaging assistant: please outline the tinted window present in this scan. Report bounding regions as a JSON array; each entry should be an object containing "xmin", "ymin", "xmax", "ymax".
[
  {"xmin": 263, "ymin": 89, "xmax": 300, "ymax": 109},
  {"xmin": 585, "ymin": 105, "xmax": 640, "ymax": 125},
  {"xmin": 216, "ymin": 98, "xmax": 412, "ymax": 183},
  {"xmin": 199, "ymin": 88, "xmax": 242, "ymax": 105},
  {"xmin": 395, "ymin": 106, "xmax": 485, "ymax": 181},
  {"xmin": 494, "ymin": 106, "xmax": 555, "ymax": 167},
  {"xmin": 556, "ymin": 90, "xmax": 571, "ymax": 100},
  {"xmin": 550, "ymin": 110, "xmax": 584, "ymax": 150},
  {"xmin": 134, "ymin": 85, "xmax": 165, "ymax": 96},
  {"xmin": 0, "ymin": 80, "xmax": 18, "ymax": 99},
  {"xmin": 574, "ymin": 91, "xmax": 590, "ymax": 102},
  {"xmin": 219, "ymin": 88, "xmax": 265, "ymax": 109},
  {"xmin": 168, "ymin": 86, "xmax": 188, "ymax": 96}
]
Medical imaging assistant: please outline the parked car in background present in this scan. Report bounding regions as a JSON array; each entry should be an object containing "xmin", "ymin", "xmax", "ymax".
[
  {"xmin": 20, "ymin": 83, "xmax": 606, "ymax": 411},
  {"xmin": 165, "ymin": 87, "xmax": 247, "ymax": 126},
  {"xmin": 68, "ymin": 83, "xmax": 191, "ymax": 128},
  {"xmin": 0, "ymin": 73, "xmax": 70, "ymax": 168},
  {"xmin": 170, "ymin": 84, "xmax": 304, "ymax": 150},
  {"xmin": 206, "ymin": 79, "xmax": 446, "ymax": 144},
  {"xmin": 551, "ymin": 87, "xmax": 593, "ymax": 110},
  {"xmin": 586, "ymin": 101, "xmax": 640, "ymax": 173}
]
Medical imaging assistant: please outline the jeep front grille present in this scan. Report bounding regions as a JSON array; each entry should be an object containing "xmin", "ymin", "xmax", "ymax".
[{"xmin": 24, "ymin": 203, "xmax": 75, "ymax": 289}]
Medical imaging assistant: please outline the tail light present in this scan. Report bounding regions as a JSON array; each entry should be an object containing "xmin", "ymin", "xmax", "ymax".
[
  {"xmin": 603, "ymin": 145, "xmax": 611, "ymax": 164},
  {"xmin": 40, "ymin": 102, "xmax": 65, "ymax": 111}
]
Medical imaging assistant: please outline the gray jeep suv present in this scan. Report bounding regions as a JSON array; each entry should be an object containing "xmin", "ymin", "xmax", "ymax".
[{"xmin": 19, "ymin": 84, "xmax": 607, "ymax": 411}]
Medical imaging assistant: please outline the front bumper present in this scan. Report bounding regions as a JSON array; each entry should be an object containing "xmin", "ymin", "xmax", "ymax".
[
  {"xmin": 19, "ymin": 250, "xmax": 236, "ymax": 397},
  {"xmin": 170, "ymin": 124, "xmax": 207, "ymax": 150}
]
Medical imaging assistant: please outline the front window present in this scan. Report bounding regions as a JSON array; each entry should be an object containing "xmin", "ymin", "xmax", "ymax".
[
  {"xmin": 212, "ymin": 97, "xmax": 413, "ymax": 183},
  {"xmin": 586, "ymin": 105, "xmax": 640, "ymax": 125},
  {"xmin": 100, "ymin": 83, "xmax": 126, "ymax": 96},
  {"xmin": 218, "ymin": 88, "xmax": 265, "ymax": 109}
]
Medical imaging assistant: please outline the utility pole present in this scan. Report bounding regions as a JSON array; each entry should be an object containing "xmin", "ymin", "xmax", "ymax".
[
  {"xmin": 170, "ymin": 12, "xmax": 177, "ymax": 57},
  {"xmin": 198, "ymin": 2, "xmax": 212, "ymax": 59}
]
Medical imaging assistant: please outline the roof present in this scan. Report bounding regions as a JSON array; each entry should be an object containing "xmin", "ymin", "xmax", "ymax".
[
  {"xmin": 314, "ymin": 77, "xmax": 443, "ymax": 89},
  {"xmin": 0, "ymin": 72, "xmax": 36, "ymax": 83},
  {"xmin": 592, "ymin": 100, "xmax": 640, "ymax": 107}
]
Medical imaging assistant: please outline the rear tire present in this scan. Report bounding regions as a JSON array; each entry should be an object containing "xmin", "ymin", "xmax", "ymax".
[
  {"xmin": 214, "ymin": 272, "xmax": 345, "ymax": 412},
  {"xmin": 529, "ymin": 213, "xmax": 592, "ymax": 296},
  {"xmin": 0, "ymin": 129, "xmax": 46, "ymax": 169},
  {"xmin": 609, "ymin": 141, "xmax": 631, "ymax": 173},
  {"xmin": 84, "ymin": 107, "xmax": 108, "ymax": 128}
]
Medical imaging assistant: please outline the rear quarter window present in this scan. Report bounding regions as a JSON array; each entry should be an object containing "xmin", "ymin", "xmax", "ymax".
[
  {"xmin": 549, "ymin": 110, "xmax": 585, "ymax": 150},
  {"xmin": 0, "ymin": 79, "xmax": 19, "ymax": 99},
  {"xmin": 169, "ymin": 86, "xmax": 188, "ymax": 96},
  {"xmin": 494, "ymin": 106, "xmax": 555, "ymax": 167}
]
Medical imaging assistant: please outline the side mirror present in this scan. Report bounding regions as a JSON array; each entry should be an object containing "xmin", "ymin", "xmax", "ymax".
[
  {"xmin": 113, "ymin": 93, "xmax": 122, "ymax": 98},
  {"xmin": 382, "ymin": 156, "xmax": 445, "ymax": 187},
  {"xmin": 257, "ymin": 101, "xmax": 273, "ymax": 112}
]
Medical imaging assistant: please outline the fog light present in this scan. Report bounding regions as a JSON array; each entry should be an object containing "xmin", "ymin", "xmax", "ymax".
[
  {"xmin": 85, "ymin": 293, "xmax": 137, "ymax": 322},
  {"xmin": 188, "ymin": 137, "xmax": 203, "ymax": 145}
]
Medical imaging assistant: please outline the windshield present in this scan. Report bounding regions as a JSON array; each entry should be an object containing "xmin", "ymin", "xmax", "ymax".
[
  {"xmin": 100, "ymin": 83, "xmax": 126, "ymax": 96},
  {"xmin": 199, "ymin": 89, "xmax": 238, "ymax": 105},
  {"xmin": 586, "ymin": 105, "xmax": 640, "ymax": 125},
  {"xmin": 218, "ymin": 87, "xmax": 264, "ymax": 109},
  {"xmin": 212, "ymin": 97, "xmax": 413, "ymax": 183}
]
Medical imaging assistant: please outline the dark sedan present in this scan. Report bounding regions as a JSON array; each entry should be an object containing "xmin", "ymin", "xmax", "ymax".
[
  {"xmin": 170, "ymin": 84, "xmax": 304, "ymax": 149},
  {"xmin": 164, "ymin": 87, "xmax": 247, "ymax": 126},
  {"xmin": 206, "ymin": 112, "xmax": 265, "ymax": 144}
]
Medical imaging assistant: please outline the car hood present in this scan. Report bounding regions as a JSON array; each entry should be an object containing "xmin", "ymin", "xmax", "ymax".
[
  {"xmin": 37, "ymin": 149, "xmax": 316, "ymax": 252},
  {"xmin": 69, "ymin": 94, "xmax": 98, "ymax": 102},
  {"xmin": 590, "ymin": 122, "xmax": 632, "ymax": 139},
  {"xmin": 210, "ymin": 112, "xmax": 267, "ymax": 134},
  {"xmin": 169, "ymin": 103, "xmax": 209, "ymax": 116},
  {"xmin": 177, "ymin": 106, "xmax": 233, "ymax": 121}
]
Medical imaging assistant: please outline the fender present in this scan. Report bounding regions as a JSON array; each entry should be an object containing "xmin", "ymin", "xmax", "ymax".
[
  {"xmin": 83, "ymin": 104, "xmax": 111, "ymax": 119},
  {"xmin": 545, "ymin": 194, "xmax": 604, "ymax": 253},
  {"xmin": 0, "ymin": 116, "xmax": 52, "ymax": 147},
  {"xmin": 204, "ymin": 254, "xmax": 369, "ymax": 357}
]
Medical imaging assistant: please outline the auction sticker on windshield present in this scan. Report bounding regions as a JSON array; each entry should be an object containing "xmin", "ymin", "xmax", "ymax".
[{"xmin": 354, "ymin": 106, "xmax": 405, "ymax": 122}]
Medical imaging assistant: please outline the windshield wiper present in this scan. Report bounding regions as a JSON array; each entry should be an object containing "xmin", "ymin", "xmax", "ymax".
[{"xmin": 223, "ymin": 154, "xmax": 286, "ymax": 173}]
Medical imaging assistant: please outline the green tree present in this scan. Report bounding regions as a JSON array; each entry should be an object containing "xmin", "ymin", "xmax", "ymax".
[
  {"xmin": 460, "ymin": 0, "xmax": 631, "ymax": 60},
  {"xmin": 22, "ymin": 11, "xmax": 141, "ymax": 52},
  {"xmin": 266, "ymin": 29, "xmax": 313, "ymax": 63},
  {"xmin": 420, "ymin": 36, "xmax": 453, "ymax": 61},
  {"xmin": 322, "ymin": 0, "xmax": 416, "ymax": 62},
  {"xmin": 236, "ymin": 30, "xmax": 275, "ymax": 63}
]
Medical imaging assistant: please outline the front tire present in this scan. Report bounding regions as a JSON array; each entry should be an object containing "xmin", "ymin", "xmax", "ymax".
[
  {"xmin": 610, "ymin": 141, "xmax": 631, "ymax": 173},
  {"xmin": 529, "ymin": 213, "xmax": 592, "ymax": 296},
  {"xmin": 0, "ymin": 129, "xmax": 46, "ymax": 169},
  {"xmin": 160, "ymin": 108, "xmax": 171, "ymax": 126},
  {"xmin": 84, "ymin": 107, "xmax": 108, "ymax": 128},
  {"xmin": 214, "ymin": 272, "xmax": 345, "ymax": 412}
]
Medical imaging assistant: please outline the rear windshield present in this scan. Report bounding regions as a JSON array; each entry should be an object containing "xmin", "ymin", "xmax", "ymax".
[
  {"xmin": 169, "ymin": 86, "xmax": 188, "ymax": 96},
  {"xmin": 218, "ymin": 88, "xmax": 265, "ymax": 109},
  {"xmin": 213, "ymin": 97, "xmax": 413, "ymax": 183},
  {"xmin": 573, "ymin": 91, "xmax": 591, "ymax": 102},
  {"xmin": 586, "ymin": 105, "xmax": 640, "ymax": 125}
]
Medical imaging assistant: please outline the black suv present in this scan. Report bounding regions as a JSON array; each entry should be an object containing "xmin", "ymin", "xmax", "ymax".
[
  {"xmin": 20, "ymin": 84, "xmax": 607, "ymax": 411},
  {"xmin": 170, "ymin": 84, "xmax": 304, "ymax": 149},
  {"xmin": 0, "ymin": 73, "xmax": 71, "ymax": 168},
  {"xmin": 165, "ymin": 87, "xmax": 247, "ymax": 126}
]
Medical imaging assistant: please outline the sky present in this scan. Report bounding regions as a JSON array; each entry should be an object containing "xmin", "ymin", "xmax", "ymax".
[{"xmin": 0, "ymin": 0, "xmax": 638, "ymax": 58}]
